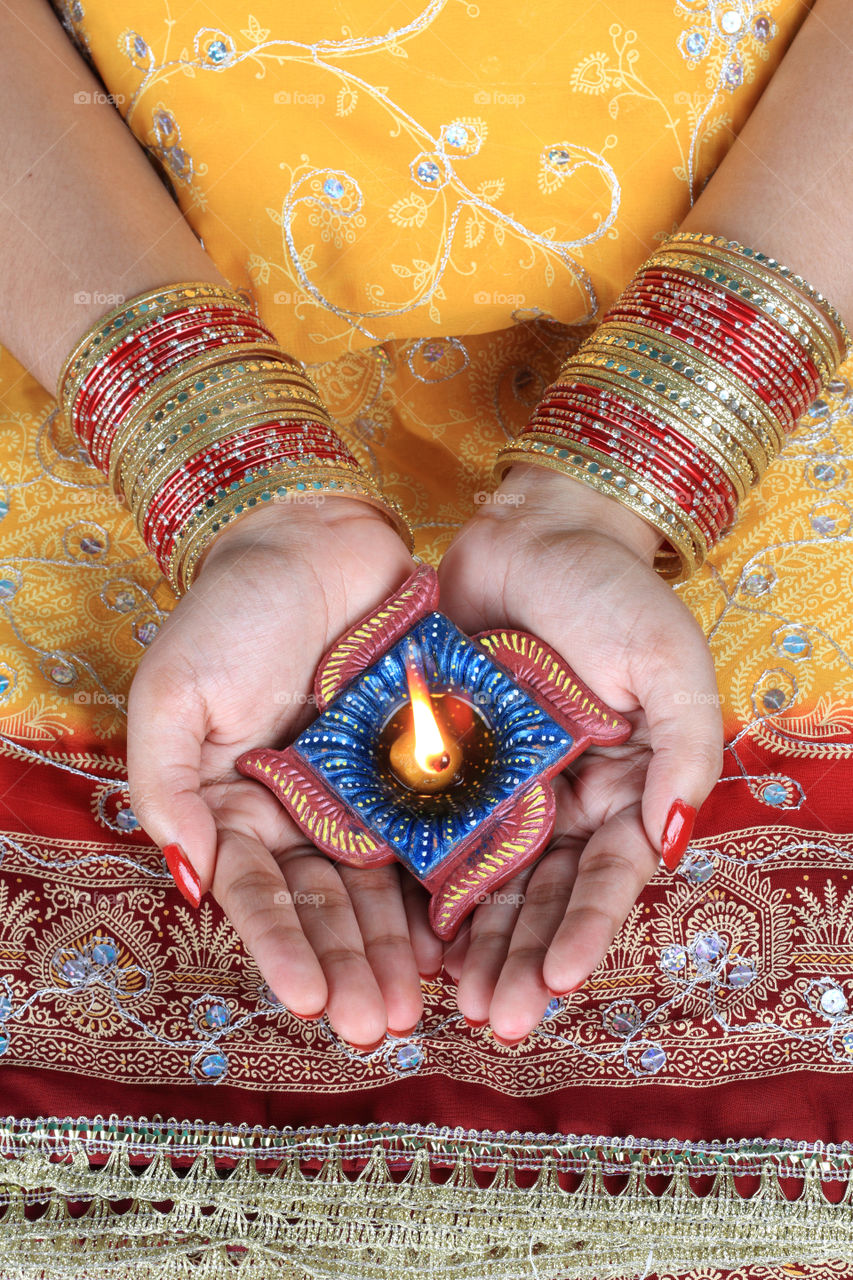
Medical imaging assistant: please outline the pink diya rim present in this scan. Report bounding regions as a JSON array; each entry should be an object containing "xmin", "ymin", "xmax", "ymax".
[{"xmin": 236, "ymin": 564, "xmax": 631, "ymax": 940}]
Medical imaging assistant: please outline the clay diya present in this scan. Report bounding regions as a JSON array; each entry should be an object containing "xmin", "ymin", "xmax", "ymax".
[{"xmin": 236, "ymin": 564, "xmax": 630, "ymax": 940}]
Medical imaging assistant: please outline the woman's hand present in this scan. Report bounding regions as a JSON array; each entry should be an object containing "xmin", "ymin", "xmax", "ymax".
[
  {"xmin": 127, "ymin": 497, "xmax": 443, "ymax": 1050},
  {"xmin": 436, "ymin": 464, "xmax": 724, "ymax": 1043}
]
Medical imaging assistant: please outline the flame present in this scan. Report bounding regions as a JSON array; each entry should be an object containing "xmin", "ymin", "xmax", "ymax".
[{"xmin": 404, "ymin": 644, "xmax": 451, "ymax": 774}]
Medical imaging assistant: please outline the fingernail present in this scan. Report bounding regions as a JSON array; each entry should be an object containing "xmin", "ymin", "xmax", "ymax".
[
  {"xmin": 162, "ymin": 842, "xmax": 201, "ymax": 908},
  {"xmin": 546, "ymin": 981, "xmax": 584, "ymax": 997},
  {"xmin": 464, "ymin": 1017, "xmax": 488, "ymax": 1028},
  {"xmin": 661, "ymin": 800, "xmax": 698, "ymax": 871},
  {"xmin": 298, "ymin": 1009, "xmax": 325, "ymax": 1022},
  {"xmin": 388, "ymin": 1023, "xmax": 419, "ymax": 1037},
  {"xmin": 492, "ymin": 1032, "xmax": 526, "ymax": 1047},
  {"xmin": 346, "ymin": 1035, "xmax": 386, "ymax": 1052},
  {"xmin": 419, "ymin": 968, "xmax": 442, "ymax": 981}
]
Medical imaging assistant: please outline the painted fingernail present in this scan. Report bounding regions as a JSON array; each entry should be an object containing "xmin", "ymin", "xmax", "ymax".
[
  {"xmin": 419, "ymin": 969, "xmax": 442, "ymax": 981},
  {"xmin": 546, "ymin": 981, "xmax": 584, "ymax": 997},
  {"xmin": 388, "ymin": 1023, "xmax": 419, "ymax": 1037},
  {"xmin": 162, "ymin": 842, "xmax": 201, "ymax": 908},
  {"xmin": 464, "ymin": 1017, "xmax": 488, "ymax": 1028},
  {"xmin": 492, "ymin": 1032, "xmax": 526, "ymax": 1047},
  {"xmin": 297, "ymin": 1009, "xmax": 325, "ymax": 1022},
  {"xmin": 346, "ymin": 1035, "xmax": 386, "ymax": 1052},
  {"xmin": 661, "ymin": 799, "xmax": 698, "ymax": 871}
]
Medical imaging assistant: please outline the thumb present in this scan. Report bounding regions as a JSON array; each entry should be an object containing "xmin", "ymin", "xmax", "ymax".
[
  {"xmin": 633, "ymin": 603, "xmax": 724, "ymax": 872},
  {"xmin": 126, "ymin": 657, "xmax": 218, "ymax": 907}
]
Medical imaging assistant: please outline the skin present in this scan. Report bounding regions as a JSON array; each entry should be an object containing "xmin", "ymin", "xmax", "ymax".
[{"xmin": 0, "ymin": 0, "xmax": 851, "ymax": 1047}]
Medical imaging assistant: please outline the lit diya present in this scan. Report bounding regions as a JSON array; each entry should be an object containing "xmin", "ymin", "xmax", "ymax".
[{"xmin": 236, "ymin": 564, "xmax": 631, "ymax": 940}]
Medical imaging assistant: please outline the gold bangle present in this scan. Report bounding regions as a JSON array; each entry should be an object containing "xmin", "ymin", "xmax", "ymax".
[
  {"xmin": 643, "ymin": 247, "xmax": 839, "ymax": 379},
  {"xmin": 660, "ymin": 231, "xmax": 851, "ymax": 361},
  {"xmin": 58, "ymin": 284, "xmax": 255, "ymax": 419},
  {"xmin": 579, "ymin": 324, "xmax": 779, "ymax": 470},
  {"xmin": 494, "ymin": 433, "xmax": 704, "ymax": 581}
]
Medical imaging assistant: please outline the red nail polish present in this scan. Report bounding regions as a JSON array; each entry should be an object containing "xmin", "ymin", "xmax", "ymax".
[
  {"xmin": 464, "ymin": 1017, "xmax": 488, "ymax": 1028},
  {"xmin": 419, "ymin": 968, "xmax": 442, "ymax": 981},
  {"xmin": 162, "ymin": 842, "xmax": 201, "ymax": 908},
  {"xmin": 661, "ymin": 800, "xmax": 698, "ymax": 871},
  {"xmin": 388, "ymin": 1023, "xmax": 419, "ymax": 1037},
  {"xmin": 346, "ymin": 1035, "xmax": 386, "ymax": 1052},
  {"xmin": 298, "ymin": 1009, "xmax": 325, "ymax": 1022},
  {"xmin": 492, "ymin": 1032, "xmax": 526, "ymax": 1047}
]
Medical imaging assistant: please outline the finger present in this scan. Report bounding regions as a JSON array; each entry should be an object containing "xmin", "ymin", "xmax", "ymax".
[
  {"xmin": 454, "ymin": 868, "xmax": 532, "ymax": 1022},
  {"xmin": 126, "ymin": 652, "xmax": 217, "ymax": 902},
  {"xmin": 212, "ymin": 827, "xmax": 328, "ymax": 1019},
  {"xmin": 487, "ymin": 840, "xmax": 585, "ymax": 1040},
  {"xmin": 630, "ymin": 607, "xmax": 724, "ymax": 871},
  {"xmin": 281, "ymin": 851, "xmax": 389, "ymax": 1048},
  {"xmin": 336, "ymin": 861, "xmax": 425, "ymax": 1036},
  {"xmin": 542, "ymin": 801, "xmax": 658, "ymax": 994},
  {"xmin": 398, "ymin": 871, "xmax": 445, "ymax": 980},
  {"xmin": 441, "ymin": 915, "xmax": 472, "ymax": 983}
]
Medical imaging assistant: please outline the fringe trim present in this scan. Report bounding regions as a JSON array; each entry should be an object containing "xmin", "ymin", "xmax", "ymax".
[{"xmin": 0, "ymin": 1117, "xmax": 852, "ymax": 1278}]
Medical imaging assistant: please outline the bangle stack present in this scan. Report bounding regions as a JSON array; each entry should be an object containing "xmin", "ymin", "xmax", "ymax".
[
  {"xmin": 56, "ymin": 284, "xmax": 413, "ymax": 594},
  {"xmin": 494, "ymin": 232, "xmax": 851, "ymax": 583}
]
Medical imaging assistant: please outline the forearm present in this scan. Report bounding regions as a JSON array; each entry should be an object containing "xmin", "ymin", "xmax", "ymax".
[
  {"xmin": 501, "ymin": 0, "xmax": 853, "ymax": 554},
  {"xmin": 0, "ymin": 0, "xmax": 226, "ymax": 395},
  {"xmin": 678, "ymin": 0, "xmax": 853, "ymax": 334}
]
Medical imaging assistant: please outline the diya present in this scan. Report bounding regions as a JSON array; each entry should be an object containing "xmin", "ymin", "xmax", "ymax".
[{"xmin": 236, "ymin": 564, "xmax": 631, "ymax": 940}]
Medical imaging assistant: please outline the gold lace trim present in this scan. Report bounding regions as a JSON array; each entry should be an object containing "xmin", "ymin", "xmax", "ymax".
[{"xmin": 1, "ymin": 1118, "xmax": 852, "ymax": 1276}]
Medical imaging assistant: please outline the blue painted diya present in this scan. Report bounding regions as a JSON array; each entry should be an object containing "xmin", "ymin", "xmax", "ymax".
[{"xmin": 236, "ymin": 564, "xmax": 631, "ymax": 940}]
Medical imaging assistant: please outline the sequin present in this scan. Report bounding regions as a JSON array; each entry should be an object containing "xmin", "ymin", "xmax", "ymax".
[
  {"xmin": 547, "ymin": 148, "xmax": 571, "ymax": 165},
  {"xmin": 50, "ymin": 663, "xmax": 76, "ymax": 685},
  {"xmin": 781, "ymin": 634, "xmax": 808, "ymax": 657},
  {"xmin": 0, "ymin": 1032, "xmax": 8, "ymax": 1056},
  {"xmin": 814, "ymin": 463, "xmax": 836, "ymax": 483},
  {"xmin": 0, "ymin": 501, "xmax": 8, "ymax": 520},
  {"xmin": 110, "ymin": 589, "xmax": 136, "ymax": 613},
  {"xmin": 115, "ymin": 808, "xmax": 139, "ymax": 831},
  {"xmin": 821, "ymin": 987, "xmax": 847, "ymax": 1016},
  {"xmin": 640, "ymin": 1045, "xmax": 666, "ymax": 1073},
  {"xmin": 61, "ymin": 957, "xmax": 88, "ymax": 983},
  {"xmin": 395, "ymin": 1043, "xmax": 422, "ymax": 1071},
  {"xmin": 204, "ymin": 1003, "xmax": 231, "ymax": 1028},
  {"xmin": 811, "ymin": 513, "xmax": 836, "ymax": 534},
  {"xmin": 416, "ymin": 160, "xmax": 441, "ymax": 184},
  {"xmin": 753, "ymin": 15, "xmax": 773, "ymax": 41},
  {"xmin": 719, "ymin": 10, "xmax": 743, "ymax": 34},
  {"xmin": 91, "ymin": 942, "xmax": 117, "ymax": 967},
  {"xmin": 199, "ymin": 1052, "xmax": 228, "ymax": 1078},
  {"xmin": 323, "ymin": 177, "xmax": 345, "ymax": 199},
  {"xmin": 134, "ymin": 621, "xmax": 159, "ymax": 646},
  {"xmin": 0, "ymin": 994, "xmax": 11, "ymax": 1021},
  {"xmin": 133, "ymin": 35, "xmax": 147, "ymax": 57},
  {"xmin": 728, "ymin": 961, "xmax": 756, "ymax": 988},
  {"xmin": 761, "ymin": 782, "xmax": 788, "ymax": 806},
  {"xmin": 724, "ymin": 59, "xmax": 744, "ymax": 89},
  {"xmin": 610, "ymin": 1010, "xmax": 638, "ymax": 1035},
  {"xmin": 544, "ymin": 998, "xmax": 562, "ymax": 1018},
  {"xmin": 660, "ymin": 945, "xmax": 687, "ymax": 974},
  {"xmin": 682, "ymin": 852, "xmax": 714, "ymax": 884},
  {"xmin": 743, "ymin": 572, "xmax": 770, "ymax": 595},
  {"xmin": 694, "ymin": 933, "xmax": 725, "ymax": 965},
  {"xmin": 0, "ymin": 580, "xmax": 17, "ymax": 599},
  {"xmin": 684, "ymin": 31, "xmax": 706, "ymax": 58},
  {"xmin": 206, "ymin": 40, "xmax": 228, "ymax": 63},
  {"xmin": 762, "ymin": 688, "xmax": 786, "ymax": 711},
  {"xmin": 444, "ymin": 124, "xmax": 468, "ymax": 147}
]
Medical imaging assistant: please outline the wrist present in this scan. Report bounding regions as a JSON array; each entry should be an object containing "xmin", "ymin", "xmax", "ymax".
[
  {"xmin": 492, "ymin": 463, "xmax": 664, "ymax": 564},
  {"xmin": 193, "ymin": 491, "xmax": 397, "ymax": 579}
]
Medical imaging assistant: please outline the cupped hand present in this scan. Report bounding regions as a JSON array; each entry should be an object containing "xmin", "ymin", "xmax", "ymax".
[
  {"xmin": 127, "ymin": 497, "xmax": 443, "ymax": 1049},
  {"xmin": 436, "ymin": 464, "xmax": 724, "ymax": 1043}
]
